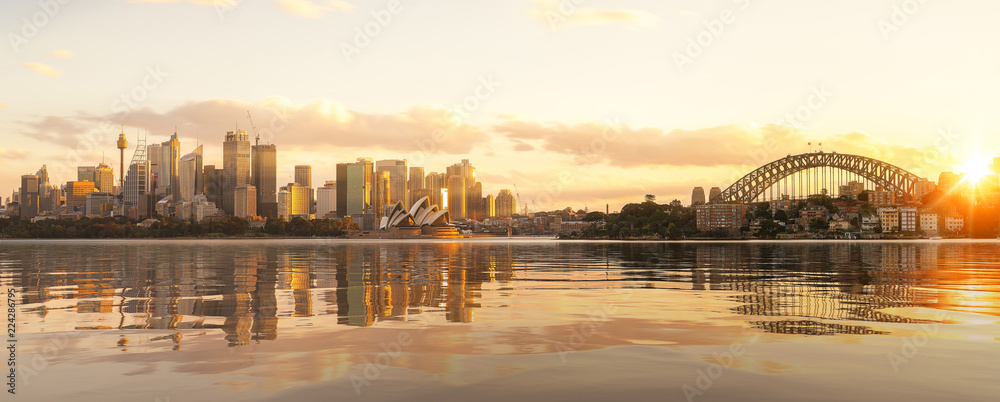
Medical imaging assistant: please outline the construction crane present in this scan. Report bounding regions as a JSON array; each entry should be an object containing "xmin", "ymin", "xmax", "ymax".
[
  {"xmin": 513, "ymin": 184, "xmax": 526, "ymax": 216},
  {"xmin": 247, "ymin": 110, "xmax": 261, "ymax": 146}
]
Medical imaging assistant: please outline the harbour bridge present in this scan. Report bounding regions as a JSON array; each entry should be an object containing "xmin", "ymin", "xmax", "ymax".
[{"xmin": 708, "ymin": 152, "xmax": 925, "ymax": 204}]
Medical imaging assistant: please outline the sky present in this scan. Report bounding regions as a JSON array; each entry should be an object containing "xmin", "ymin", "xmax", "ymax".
[{"xmin": 3, "ymin": 0, "xmax": 1000, "ymax": 212}]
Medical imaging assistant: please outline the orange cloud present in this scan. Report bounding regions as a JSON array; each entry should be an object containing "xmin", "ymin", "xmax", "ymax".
[
  {"xmin": 494, "ymin": 119, "xmax": 957, "ymax": 178},
  {"xmin": 23, "ymin": 62, "xmax": 62, "ymax": 77},
  {"xmin": 19, "ymin": 97, "xmax": 487, "ymax": 155},
  {"xmin": 0, "ymin": 148, "xmax": 28, "ymax": 160}
]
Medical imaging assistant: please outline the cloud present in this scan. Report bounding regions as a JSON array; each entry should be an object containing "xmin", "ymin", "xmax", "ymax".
[
  {"xmin": 493, "ymin": 119, "xmax": 957, "ymax": 178},
  {"xmin": 0, "ymin": 148, "xmax": 29, "ymax": 160},
  {"xmin": 529, "ymin": 0, "xmax": 658, "ymax": 30},
  {"xmin": 18, "ymin": 97, "xmax": 488, "ymax": 156},
  {"xmin": 23, "ymin": 62, "xmax": 62, "ymax": 77},
  {"xmin": 0, "ymin": 103, "xmax": 7, "ymax": 108},
  {"xmin": 46, "ymin": 49, "xmax": 74, "ymax": 58},
  {"xmin": 278, "ymin": 0, "xmax": 352, "ymax": 18}
]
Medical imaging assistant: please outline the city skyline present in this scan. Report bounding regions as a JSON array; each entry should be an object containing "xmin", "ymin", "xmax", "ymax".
[{"xmin": 4, "ymin": 1, "xmax": 1000, "ymax": 211}]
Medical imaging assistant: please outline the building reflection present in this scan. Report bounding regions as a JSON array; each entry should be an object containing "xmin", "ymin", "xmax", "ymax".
[{"xmin": 3, "ymin": 241, "xmax": 517, "ymax": 347}]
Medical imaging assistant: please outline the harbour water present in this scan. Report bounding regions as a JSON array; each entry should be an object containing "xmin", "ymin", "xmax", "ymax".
[{"xmin": 2, "ymin": 239, "xmax": 999, "ymax": 401}]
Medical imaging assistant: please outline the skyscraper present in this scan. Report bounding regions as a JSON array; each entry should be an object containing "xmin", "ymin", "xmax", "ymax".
[
  {"xmin": 426, "ymin": 172, "xmax": 445, "ymax": 208},
  {"xmin": 468, "ymin": 181, "xmax": 483, "ymax": 221},
  {"xmin": 374, "ymin": 170, "xmax": 390, "ymax": 217},
  {"xmin": 65, "ymin": 181, "xmax": 96, "ymax": 212},
  {"xmin": 317, "ymin": 181, "xmax": 337, "ymax": 219},
  {"xmin": 146, "ymin": 143, "xmax": 162, "ymax": 195},
  {"xmin": 408, "ymin": 167, "xmax": 425, "ymax": 205},
  {"xmin": 496, "ymin": 189, "xmax": 516, "ymax": 218},
  {"xmin": 178, "ymin": 146, "xmax": 203, "ymax": 203},
  {"xmin": 336, "ymin": 158, "xmax": 373, "ymax": 218},
  {"xmin": 294, "ymin": 165, "xmax": 314, "ymax": 214},
  {"xmin": 223, "ymin": 130, "xmax": 251, "ymax": 215},
  {"xmin": 446, "ymin": 159, "xmax": 478, "ymax": 219},
  {"xmin": 376, "ymin": 160, "xmax": 408, "ymax": 207},
  {"xmin": 485, "ymin": 194, "xmax": 496, "ymax": 218},
  {"xmin": 281, "ymin": 183, "xmax": 309, "ymax": 219},
  {"xmin": 252, "ymin": 144, "xmax": 277, "ymax": 216},
  {"xmin": 448, "ymin": 176, "xmax": 467, "ymax": 220},
  {"xmin": 691, "ymin": 187, "xmax": 706, "ymax": 206},
  {"xmin": 78, "ymin": 166, "xmax": 96, "ymax": 183},
  {"xmin": 19, "ymin": 175, "xmax": 39, "ymax": 218},
  {"xmin": 235, "ymin": 184, "xmax": 257, "ymax": 219},
  {"xmin": 95, "ymin": 163, "xmax": 115, "ymax": 193},
  {"xmin": 123, "ymin": 136, "xmax": 149, "ymax": 217},
  {"xmin": 162, "ymin": 132, "xmax": 181, "ymax": 201},
  {"xmin": 203, "ymin": 165, "xmax": 223, "ymax": 208}
]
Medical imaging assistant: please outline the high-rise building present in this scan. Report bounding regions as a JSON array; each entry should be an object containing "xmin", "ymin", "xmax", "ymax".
[
  {"xmin": 913, "ymin": 178, "xmax": 936, "ymax": 201},
  {"xmin": 203, "ymin": 165, "xmax": 223, "ymax": 208},
  {"xmin": 426, "ymin": 172, "xmax": 445, "ymax": 208},
  {"xmin": 94, "ymin": 163, "xmax": 115, "ymax": 193},
  {"xmin": 468, "ymin": 181, "xmax": 483, "ymax": 220},
  {"xmin": 839, "ymin": 181, "xmax": 865, "ymax": 199},
  {"xmin": 146, "ymin": 143, "xmax": 162, "ymax": 195},
  {"xmin": 496, "ymin": 189, "xmax": 516, "ymax": 218},
  {"xmin": 376, "ymin": 160, "xmax": 408, "ymax": 207},
  {"xmin": 19, "ymin": 175, "xmax": 39, "ymax": 218},
  {"xmin": 252, "ymin": 144, "xmax": 277, "ymax": 214},
  {"xmin": 448, "ymin": 176, "xmax": 467, "ymax": 220},
  {"xmin": 317, "ymin": 181, "xmax": 337, "ymax": 219},
  {"xmin": 294, "ymin": 165, "xmax": 314, "ymax": 214},
  {"xmin": 485, "ymin": 194, "xmax": 496, "ymax": 218},
  {"xmin": 708, "ymin": 187, "xmax": 722, "ymax": 203},
  {"xmin": 178, "ymin": 146, "xmax": 203, "ymax": 203},
  {"xmin": 281, "ymin": 183, "xmax": 309, "ymax": 219},
  {"xmin": 235, "ymin": 184, "xmax": 257, "ymax": 219},
  {"xmin": 938, "ymin": 172, "xmax": 964, "ymax": 195},
  {"xmin": 223, "ymin": 130, "xmax": 251, "ymax": 215},
  {"xmin": 277, "ymin": 189, "xmax": 291, "ymax": 221},
  {"xmin": 408, "ymin": 167, "xmax": 425, "ymax": 205},
  {"xmin": 123, "ymin": 136, "xmax": 149, "ymax": 217},
  {"xmin": 77, "ymin": 166, "xmax": 96, "ymax": 183},
  {"xmin": 447, "ymin": 159, "xmax": 478, "ymax": 220},
  {"xmin": 65, "ymin": 181, "xmax": 96, "ymax": 212},
  {"xmin": 35, "ymin": 165, "xmax": 53, "ymax": 213},
  {"xmin": 691, "ymin": 187, "xmax": 706, "ymax": 206},
  {"xmin": 374, "ymin": 170, "xmax": 391, "ymax": 217},
  {"xmin": 336, "ymin": 158, "xmax": 373, "ymax": 218}
]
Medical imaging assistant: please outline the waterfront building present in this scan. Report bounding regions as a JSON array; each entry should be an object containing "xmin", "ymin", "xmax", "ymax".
[
  {"xmin": 695, "ymin": 204, "xmax": 750, "ymax": 232},
  {"xmin": 919, "ymin": 211, "xmax": 939, "ymax": 235},
  {"xmin": 374, "ymin": 170, "xmax": 390, "ymax": 217},
  {"xmin": 85, "ymin": 192, "xmax": 115, "ymax": 216},
  {"xmin": 944, "ymin": 215, "xmax": 965, "ymax": 234},
  {"xmin": 899, "ymin": 207, "xmax": 917, "ymax": 232},
  {"xmin": 869, "ymin": 187, "xmax": 894, "ymax": 207},
  {"xmin": 878, "ymin": 208, "xmax": 900, "ymax": 232}
]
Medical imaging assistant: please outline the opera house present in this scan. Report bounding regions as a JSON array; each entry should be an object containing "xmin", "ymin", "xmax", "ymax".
[{"xmin": 348, "ymin": 196, "xmax": 465, "ymax": 239}]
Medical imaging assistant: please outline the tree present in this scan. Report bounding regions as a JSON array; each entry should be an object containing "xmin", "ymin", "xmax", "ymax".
[
  {"xmin": 773, "ymin": 209, "xmax": 788, "ymax": 222},
  {"xmin": 583, "ymin": 211, "xmax": 607, "ymax": 222},
  {"xmin": 645, "ymin": 194, "xmax": 656, "ymax": 203}
]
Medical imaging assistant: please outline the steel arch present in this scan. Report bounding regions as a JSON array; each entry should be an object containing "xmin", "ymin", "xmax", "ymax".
[{"xmin": 709, "ymin": 152, "xmax": 921, "ymax": 204}]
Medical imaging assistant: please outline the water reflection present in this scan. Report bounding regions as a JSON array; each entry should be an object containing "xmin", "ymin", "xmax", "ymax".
[{"xmin": 2, "ymin": 240, "xmax": 998, "ymax": 347}]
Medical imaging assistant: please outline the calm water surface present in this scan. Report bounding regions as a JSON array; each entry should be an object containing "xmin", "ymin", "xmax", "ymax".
[{"xmin": 2, "ymin": 239, "xmax": 999, "ymax": 401}]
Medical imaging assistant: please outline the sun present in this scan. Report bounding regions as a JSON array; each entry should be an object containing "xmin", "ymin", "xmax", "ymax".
[{"xmin": 958, "ymin": 154, "xmax": 993, "ymax": 186}]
